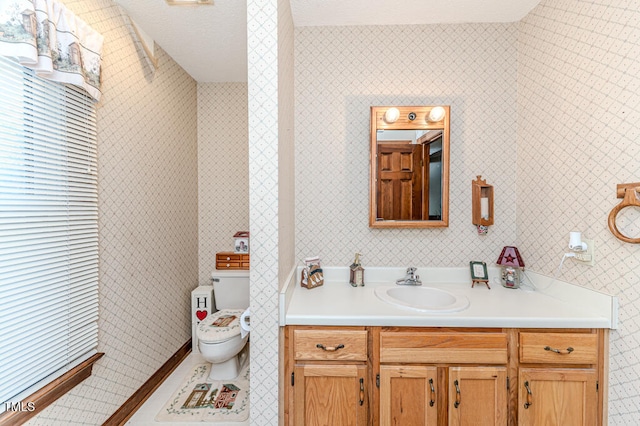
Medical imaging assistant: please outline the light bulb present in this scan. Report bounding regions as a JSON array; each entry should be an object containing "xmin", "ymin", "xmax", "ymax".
[
  {"xmin": 384, "ymin": 107, "xmax": 400, "ymax": 124},
  {"xmin": 428, "ymin": 106, "xmax": 445, "ymax": 122}
]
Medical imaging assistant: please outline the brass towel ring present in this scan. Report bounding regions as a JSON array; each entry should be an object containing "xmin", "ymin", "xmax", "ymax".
[{"xmin": 608, "ymin": 183, "xmax": 640, "ymax": 244}]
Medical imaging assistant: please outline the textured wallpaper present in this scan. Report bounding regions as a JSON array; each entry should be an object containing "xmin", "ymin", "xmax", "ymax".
[
  {"xmin": 294, "ymin": 24, "xmax": 519, "ymax": 268},
  {"xmin": 197, "ymin": 83, "xmax": 249, "ymax": 286},
  {"xmin": 518, "ymin": 1, "xmax": 640, "ymax": 422},
  {"xmin": 26, "ymin": 0, "xmax": 199, "ymax": 424},
  {"xmin": 20, "ymin": 0, "xmax": 639, "ymax": 425},
  {"xmin": 247, "ymin": 0, "xmax": 289, "ymax": 423},
  {"xmin": 278, "ymin": 1, "xmax": 296, "ymax": 422},
  {"xmin": 278, "ymin": 0, "xmax": 296, "ymax": 291}
]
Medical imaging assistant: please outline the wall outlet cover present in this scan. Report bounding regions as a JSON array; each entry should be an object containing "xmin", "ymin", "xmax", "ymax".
[{"xmin": 573, "ymin": 238, "xmax": 595, "ymax": 266}]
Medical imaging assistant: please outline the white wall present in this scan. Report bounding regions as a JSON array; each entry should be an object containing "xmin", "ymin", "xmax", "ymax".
[
  {"xmin": 28, "ymin": 0, "xmax": 199, "ymax": 424},
  {"xmin": 294, "ymin": 24, "xmax": 519, "ymax": 267},
  {"xmin": 517, "ymin": 1, "xmax": 640, "ymax": 422},
  {"xmin": 278, "ymin": 0, "xmax": 296, "ymax": 290},
  {"xmin": 198, "ymin": 83, "xmax": 249, "ymax": 286},
  {"xmin": 246, "ymin": 0, "xmax": 295, "ymax": 423}
]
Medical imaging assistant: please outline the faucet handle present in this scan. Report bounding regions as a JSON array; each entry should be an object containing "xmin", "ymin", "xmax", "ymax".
[{"xmin": 407, "ymin": 266, "xmax": 417, "ymax": 275}]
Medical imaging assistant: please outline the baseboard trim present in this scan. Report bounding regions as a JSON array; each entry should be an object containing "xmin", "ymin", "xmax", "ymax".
[
  {"xmin": 0, "ymin": 352, "xmax": 105, "ymax": 426},
  {"xmin": 103, "ymin": 339, "xmax": 192, "ymax": 426}
]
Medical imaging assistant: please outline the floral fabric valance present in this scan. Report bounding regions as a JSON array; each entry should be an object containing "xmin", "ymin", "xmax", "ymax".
[{"xmin": 0, "ymin": 0, "xmax": 104, "ymax": 101}]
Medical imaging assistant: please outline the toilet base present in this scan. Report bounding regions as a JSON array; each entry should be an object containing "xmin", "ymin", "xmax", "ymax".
[{"xmin": 207, "ymin": 346, "xmax": 249, "ymax": 380}]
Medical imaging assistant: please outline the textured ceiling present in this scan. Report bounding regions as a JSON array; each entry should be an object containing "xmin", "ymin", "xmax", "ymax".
[
  {"xmin": 115, "ymin": 0, "xmax": 247, "ymax": 82},
  {"xmin": 290, "ymin": 0, "xmax": 541, "ymax": 27},
  {"xmin": 114, "ymin": 0, "xmax": 541, "ymax": 82}
]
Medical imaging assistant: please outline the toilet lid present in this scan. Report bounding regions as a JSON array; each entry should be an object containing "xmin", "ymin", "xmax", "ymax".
[{"xmin": 196, "ymin": 309, "xmax": 245, "ymax": 344}]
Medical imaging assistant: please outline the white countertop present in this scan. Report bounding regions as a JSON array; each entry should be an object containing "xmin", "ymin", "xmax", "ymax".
[{"xmin": 281, "ymin": 266, "xmax": 618, "ymax": 329}]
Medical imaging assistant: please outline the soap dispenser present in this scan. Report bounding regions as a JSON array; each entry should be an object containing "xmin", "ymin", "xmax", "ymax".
[{"xmin": 349, "ymin": 253, "xmax": 365, "ymax": 287}]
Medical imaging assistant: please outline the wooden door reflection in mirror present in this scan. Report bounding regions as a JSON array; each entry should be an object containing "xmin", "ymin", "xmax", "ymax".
[{"xmin": 370, "ymin": 106, "xmax": 450, "ymax": 228}]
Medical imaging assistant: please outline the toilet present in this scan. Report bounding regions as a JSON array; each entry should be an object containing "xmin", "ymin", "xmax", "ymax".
[{"xmin": 196, "ymin": 271, "xmax": 250, "ymax": 380}]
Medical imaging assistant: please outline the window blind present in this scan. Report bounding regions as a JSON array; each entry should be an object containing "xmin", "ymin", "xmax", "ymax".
[{"xmin": 0, "ymin": 56, "xmax": 99, "ymax": 405}]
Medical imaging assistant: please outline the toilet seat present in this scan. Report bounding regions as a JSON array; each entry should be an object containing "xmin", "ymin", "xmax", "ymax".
[{"xmin": 197, "ymin": 309, "xmax": 245, "ymax": 344}]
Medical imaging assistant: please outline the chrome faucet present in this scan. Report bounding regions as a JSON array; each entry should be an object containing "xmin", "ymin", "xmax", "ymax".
[{"xmin": 396, "ymin": 267, "xmax": 422, "ymax": 286}]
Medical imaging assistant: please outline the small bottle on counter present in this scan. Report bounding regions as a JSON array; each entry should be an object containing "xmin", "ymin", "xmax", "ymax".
[{"xmin": 349, "ymin": 252, "xmax": 365, "ymax": 287}]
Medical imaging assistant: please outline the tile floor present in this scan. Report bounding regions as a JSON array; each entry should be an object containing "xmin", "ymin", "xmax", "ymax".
[{"xmin": 126, "ymin": 352, "xmax": 249, "ymax": 426}]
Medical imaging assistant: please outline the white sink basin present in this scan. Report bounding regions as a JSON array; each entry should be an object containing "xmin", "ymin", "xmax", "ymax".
[{"xmin": 374, "ymin": 285, "xmax": 470, "ymax": 313}]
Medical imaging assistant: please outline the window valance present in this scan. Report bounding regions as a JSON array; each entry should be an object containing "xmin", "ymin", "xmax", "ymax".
[{"xmin": 0, "ymin": 0, "xmax": 104, "ymax": 101}]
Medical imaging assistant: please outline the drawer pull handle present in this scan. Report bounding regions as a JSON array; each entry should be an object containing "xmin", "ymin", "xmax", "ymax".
[
  {"xmin": 316, "ymin": 343, "xmax": 345, "ymax": 352},
  {"xmin": 359, "ymin": 378, "xmax": 364, "ymax": 406},
  {"xmin": 428, "ymin": 378, "xmax": 435, "ymax": 407},
  {"xmin": 524, "ymin": 381, "xmax": 533, "ymax": 409},
  {"xmin": 544, "ymin": 345, "xmax": 574, "ymax": 355},
  {"xmin": 453, "ymin": 380, "xmax": 461, "ymax": 408}
]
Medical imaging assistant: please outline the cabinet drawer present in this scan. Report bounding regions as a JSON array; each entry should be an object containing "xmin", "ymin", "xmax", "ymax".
[
  {"xmin": 519, "ymin": 332, "xmax": 598, "ymax": 365},
  {"xmin": 380, "ymin": 331, "xmax": 507, "ymax": 364},
  {"xmin": 215, "ymin": 252, "xmax": 249, "ymax": 270},
  {"xmin": 293, "ymin": 329, "xmax": 368, "ymax": 361},
  {"xmin": 216, "ymin": 252, "xmax": 242, "ymax": 261},
  {"xmin": 217, "ymin": 261, "xmax": 242, "ymax": 269}
]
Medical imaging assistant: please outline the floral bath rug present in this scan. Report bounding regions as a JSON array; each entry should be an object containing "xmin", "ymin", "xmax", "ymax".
[{"xmin": 155, "ymin": 362, "xmax": 249, "ymax": 422}]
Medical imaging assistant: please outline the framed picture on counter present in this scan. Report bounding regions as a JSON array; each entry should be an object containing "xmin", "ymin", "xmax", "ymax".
[
  {"xmin": 469, "ymin": 261, "xmax": 488, "ymax": 280},
  {"xmin": 469, "ymin": 261, "xmax": 490, "ymax": 288}
]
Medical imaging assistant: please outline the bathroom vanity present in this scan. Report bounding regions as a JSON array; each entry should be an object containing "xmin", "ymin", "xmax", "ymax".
[{"xmin": 281, "ymin": 267, "xmax": 617, "ymax": 426}]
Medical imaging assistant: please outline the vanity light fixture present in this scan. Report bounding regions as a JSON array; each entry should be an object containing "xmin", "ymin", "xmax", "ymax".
[
  {"xmin": 384, "ymin": 107, "xmax": 400, "ymax": 124},
  {"xmin": 165, "ymin": 0, "xmax": 212, "ymax": 5},
  {"xmin": 428, "ymin": 106, "xmax": 446, "ymax": 122}
]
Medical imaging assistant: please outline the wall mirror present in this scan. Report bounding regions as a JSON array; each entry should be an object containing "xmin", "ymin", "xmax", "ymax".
[{"xmin": 369, "ymin": 105, "xmax": 450, "ymax": 228}]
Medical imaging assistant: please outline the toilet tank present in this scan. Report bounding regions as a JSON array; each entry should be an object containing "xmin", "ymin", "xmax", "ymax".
[{"xmin": 212, "ymin": 270, "xmax": 250, "ymax": 310}]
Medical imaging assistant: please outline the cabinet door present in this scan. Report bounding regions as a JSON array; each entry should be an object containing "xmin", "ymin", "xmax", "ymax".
[
  {"xmin": 379, "ymin": 365, "xmax": 438, "ymax": 426},
  {"xmin": 294, "ymin": 364, "xmax": 367, "ymax": 426},
  {"xmin": 448, "ymin": 366, "xmax": 507, "ymax": 426},
  {"xmin": 518, "ymin": 368, "xmax": 597, "ymax": 426}
]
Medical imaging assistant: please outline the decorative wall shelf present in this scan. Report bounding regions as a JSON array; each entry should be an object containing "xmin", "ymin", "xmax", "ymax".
[{"xmin": 472, "ymin": 176, "xmax": 494, "ymax": 227}]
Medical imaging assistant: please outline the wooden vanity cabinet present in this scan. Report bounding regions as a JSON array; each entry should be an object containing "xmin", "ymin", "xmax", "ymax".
[
  {"xmin": 379, "ymin": 364, "xmax": 439, "ymax": 425},
  {"xmin": 516, "ymin": 330, "xmax": 604, "ymax": 426},
  {"xmin": 284, "ymin": 326, "xmax": 607, "ymax": 426},
  {"xmin": 284, "ymin": 326, "xmax": 370, "ymax": 426},
  {"xmin": 376, "ymin": 328, "xmax": 508, "ymax": 426}
]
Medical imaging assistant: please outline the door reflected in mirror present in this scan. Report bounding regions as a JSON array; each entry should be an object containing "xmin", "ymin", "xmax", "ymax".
[{"xmin": 369, "ymin": 106, "xmax": 450, "ymax": 228}]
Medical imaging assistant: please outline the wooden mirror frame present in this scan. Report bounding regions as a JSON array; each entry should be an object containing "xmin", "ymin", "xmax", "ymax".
[{"xmin": 369, "ymin": 106, "xmax": 450, "ymax": 228}]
